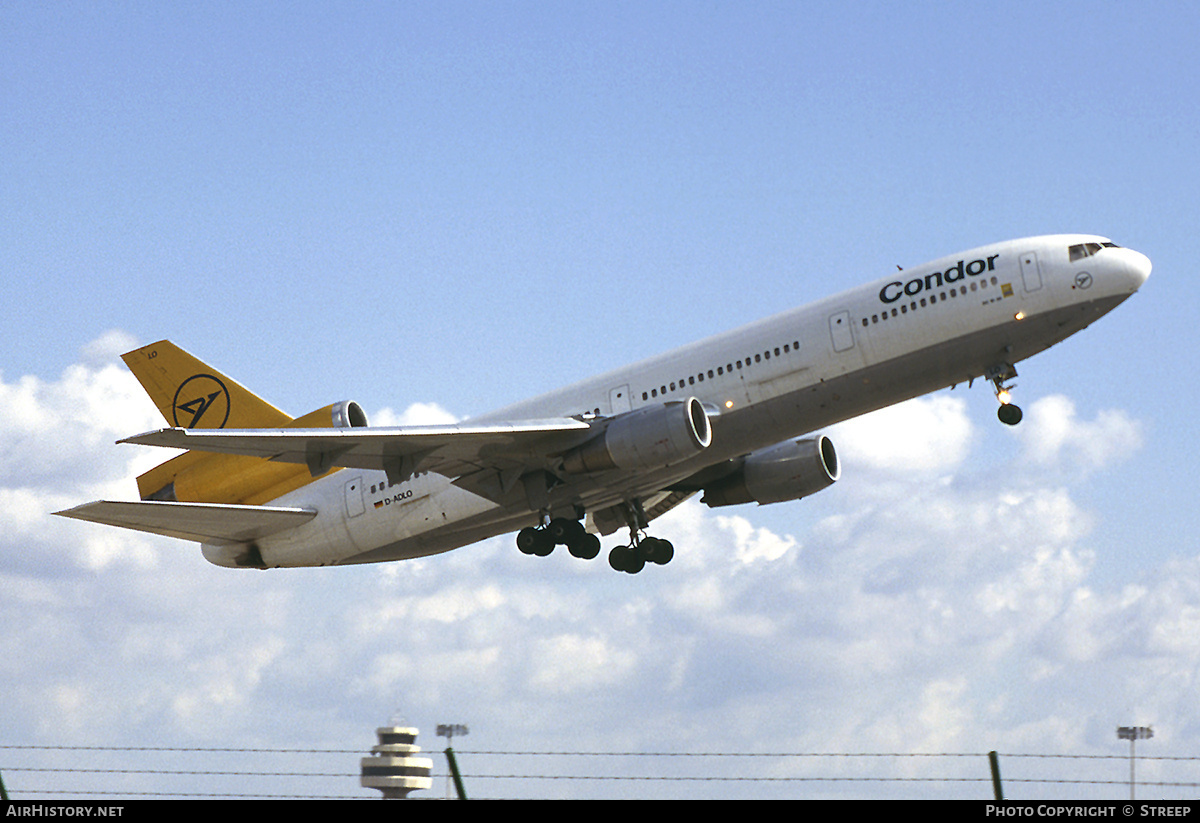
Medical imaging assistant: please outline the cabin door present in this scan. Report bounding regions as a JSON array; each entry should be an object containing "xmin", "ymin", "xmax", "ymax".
[
  {"xmin": 1020, "ymin": 251, "xmax": 1043, "ymax": 292},
  {"xmin": 829, "ymin": 310, "xmax": 855, "ymax": 352}
]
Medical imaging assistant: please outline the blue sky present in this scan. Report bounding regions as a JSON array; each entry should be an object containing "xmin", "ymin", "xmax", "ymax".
[{"xmin": 3, "ymin": 1, "xmax": 1198, "ymax": 799}]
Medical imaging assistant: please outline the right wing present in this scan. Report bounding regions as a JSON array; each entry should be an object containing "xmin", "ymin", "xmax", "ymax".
[{"xmin": 54, "ymin": 500, "xmax": 316, "ymax": 545}]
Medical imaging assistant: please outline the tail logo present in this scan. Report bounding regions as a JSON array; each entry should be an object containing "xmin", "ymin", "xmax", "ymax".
[{"xmin": 172, "ymin": 374, "xmax": 231, "ymax": 429}]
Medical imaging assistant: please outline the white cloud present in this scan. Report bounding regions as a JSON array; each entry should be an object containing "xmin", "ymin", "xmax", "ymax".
[
  {"xmin": 6, "ymin": 335, "xmax": 1199, "ymax": 799},
  {"xmin": 716, "ymin": 512, "xmax": 798, "ymax": 564},
  {"xmin": 370, "ymin": 402, "xmax": 460, "ymax": 426},
  {"xmin": 830, "ymin": 394, "xmax": 975, "ymax": 477},
  {"xmin": 527, "ymin": 634, "xmax": 637, "ymax": 694},
  {"xmin": 1016, "ymin": 394, "xmax": 1144, "ymax": 473}
]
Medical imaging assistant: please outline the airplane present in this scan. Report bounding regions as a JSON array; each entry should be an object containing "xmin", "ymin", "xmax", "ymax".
[{"xmin": 55, "ymin": 234, "xmax": 1151, "ymax": 574}]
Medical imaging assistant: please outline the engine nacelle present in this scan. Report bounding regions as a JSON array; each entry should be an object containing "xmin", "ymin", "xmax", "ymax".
[
  {"xmin": 562, "ymin": 397, "xmax": 712, "ymax": 474},
  {"xmin": 297, "ymin": 399, "xmax": 369, "ymax": 429},
  {"xmin": 701, "ymin": 435, "xmax": 840, "ymax": 508}
]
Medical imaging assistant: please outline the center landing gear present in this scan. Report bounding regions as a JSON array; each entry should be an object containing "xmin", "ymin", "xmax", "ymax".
[{"xmin": 986, "ymin": 362, "xmax": 1023, "ymax": 426}]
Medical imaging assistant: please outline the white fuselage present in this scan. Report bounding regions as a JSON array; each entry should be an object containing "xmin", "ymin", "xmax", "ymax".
[{"xmin": 211, "ymin": 235, "xmax": 1150, "ymax": 568}]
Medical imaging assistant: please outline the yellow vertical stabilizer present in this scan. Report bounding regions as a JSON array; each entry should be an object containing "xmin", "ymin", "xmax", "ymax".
[
  {"xmin": 123, "ymin": 341, "xmax": 357, "ymax": 505},
  {"xmin": 122, "ymin": 340, "xmax": 292, "ymax": 430}
]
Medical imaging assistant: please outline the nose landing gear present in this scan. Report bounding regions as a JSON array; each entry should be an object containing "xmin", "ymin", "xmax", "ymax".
[{"xmin": 986, "ymin": 363, "xmax": 1023, "ymax": 426}]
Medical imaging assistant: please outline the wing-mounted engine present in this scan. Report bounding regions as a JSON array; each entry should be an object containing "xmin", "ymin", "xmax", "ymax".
[
  {"xmin": 562, "ymin": 397, "xmax": 712, "ymax": 474},
  {"xmin": 700, "ymin": 435, "xmax": 839, "ymax": 508},
  {"xmin": 138, "ymin": 400, "xmax": 369, "ymax": 505}
]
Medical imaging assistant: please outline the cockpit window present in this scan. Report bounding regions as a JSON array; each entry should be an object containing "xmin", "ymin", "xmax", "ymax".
[{"xmin": 1069, "ymin": 242, "xmax": 1114, "ymax": 262}]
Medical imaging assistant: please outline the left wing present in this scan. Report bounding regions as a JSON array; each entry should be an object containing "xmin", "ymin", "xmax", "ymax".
[
  {"xmin": 120, "ymin": 418, "xmax": 594, "ymax": 487},
  {"xmin": 55, "ymin": 500, "xmax": 316, "ymax": 544}
]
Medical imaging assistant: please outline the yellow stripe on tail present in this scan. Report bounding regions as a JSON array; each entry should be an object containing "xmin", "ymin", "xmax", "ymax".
[{"xmin": 123, "ymin": 341, "xmax": 367, "ymax": 505}]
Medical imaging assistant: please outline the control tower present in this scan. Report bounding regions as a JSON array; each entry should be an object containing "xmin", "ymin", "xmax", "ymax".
[{"xmin": 360, "ymin": 724, "xmax": 434, "ymax": 799}]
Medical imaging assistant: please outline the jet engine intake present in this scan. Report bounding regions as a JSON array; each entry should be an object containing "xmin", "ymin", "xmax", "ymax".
[
  {"xmin": 701, "ymin": 435, "xmax": 839, "ymax": 508},
  {"xmin": 562, "ymin": 397, "xmax": 712, "ymax": 474},
  {"xmin": 298, "ymin": 400, "xmax": 369, "ymax": 429}
]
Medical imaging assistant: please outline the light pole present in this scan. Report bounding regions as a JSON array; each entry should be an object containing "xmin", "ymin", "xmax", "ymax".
[
  {"xmin": 437, "ymin": 724, "xmax": 469, "ymax": 799},
  {"xmin": 1116, "ymin": 725, "xmax": 1153, "ymax": 800}
]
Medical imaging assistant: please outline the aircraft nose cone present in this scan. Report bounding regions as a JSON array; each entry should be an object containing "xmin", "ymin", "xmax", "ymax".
[{"xmin": 1126, "ymin": 248, "xmax": 1152, "ymax": 288}]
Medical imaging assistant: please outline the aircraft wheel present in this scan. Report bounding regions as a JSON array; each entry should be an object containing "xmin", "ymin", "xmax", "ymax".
[
  {"xmin": 643, "ymin": 537, "xmax": 674, "ymax": 565},
  {"xmin": 532, "ymin": 530, "xmax": 555, "ymax": 556},
  {"xmin": 516, "ymin": 527, "xmax": 540, "ymax": 555},
  {"xmin": 609, "ymin": 546, "xmax": 643, "ymax": 574},
  {"xmin": 548, "ymin": 517, "xmax": 585, "ymax": 545},
  {"xmin": 998, "ymin": 403, "xmax": 1023, "ymax": 426},
  {"xmin": 517, "ymin": 527, "xmax": 554, "ymax": 556},
  {"xmin": 608, "ymin": 546, "xmax": 626, "ymax": 572},
  {"xmin": 623, "ymin": 551, "xmax": 645, "ymax": 574},
  {"xmin": 569, "ymin": 532, "xmax": 601, "ymax": 560}
]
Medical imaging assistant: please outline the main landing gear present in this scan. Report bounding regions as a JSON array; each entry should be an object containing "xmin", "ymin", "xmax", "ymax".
[
  {"xmin": 606, "ymin": 499, "xmax": 674, "ymax": 575},
  {"xmin": 986, "ymin": 362, "xmax": 1023, "ymax": 426},
  {"xmin": 517, "ymin": 517, "xmax": 601, "ymax": 561},
  {"xmin": 514, "ymin": 501, "xmax": 676, "ymax": 575},
  {"xmin": 607, "ymin": 534, "xmax": 674, "ymax": 575}
]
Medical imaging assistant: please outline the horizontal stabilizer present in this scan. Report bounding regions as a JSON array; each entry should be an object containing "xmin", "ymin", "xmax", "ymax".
[{"xmin": 54, "ymin": 500, "xmax": 316, "ymax": 545}]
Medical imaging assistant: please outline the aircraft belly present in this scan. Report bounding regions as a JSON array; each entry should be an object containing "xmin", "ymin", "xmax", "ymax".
[{"xmin": 257, "ymin": 507, "xmax": 352, "ymax": 568}]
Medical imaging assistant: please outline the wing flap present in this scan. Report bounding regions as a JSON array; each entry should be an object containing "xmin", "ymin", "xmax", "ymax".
[{"xmin": 54, "ymin": 500, "xmax": 316, "ymax": 545}]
